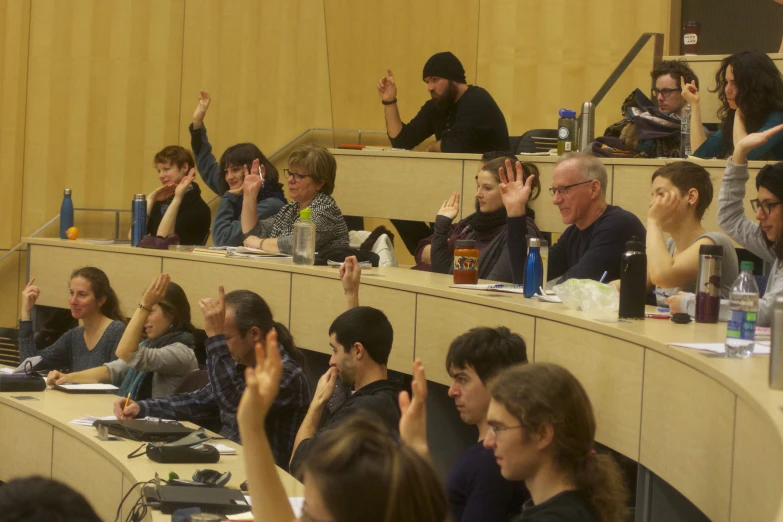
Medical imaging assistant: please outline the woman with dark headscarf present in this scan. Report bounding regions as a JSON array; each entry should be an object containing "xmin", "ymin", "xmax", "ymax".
[
  {"xmin": 687, "ymin": 51, "xmax": 783, "ymax": 160},
  {"xmin": 46, "ymin": 274, "xmax": 198, "ymax": 400},
  {"xmin": 717, "ymin": 123, "xmax": 783, "ymax": 325}
]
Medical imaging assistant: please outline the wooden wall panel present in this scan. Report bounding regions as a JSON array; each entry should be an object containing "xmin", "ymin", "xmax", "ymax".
[
  {"xmin": 0, "ymin": 250, "xmax": 23, "ymax": 328},
  {"xmin": 180, "ymin": 0, "xmax": 333, "ymax": 196},
  {"xmin": 477, "ymin": 0, "xmax": 670, "ymax": 138},
  {"xmin": 22, "ymin": 0, "xmax": 186, "ymax": 239},
  {"xmin": 324, "ymin": 0, "xmax": 480, "ymax": 135},
  {"xmin": 0, "ymin": 0, "xmax": 30, "ymax": 250}
]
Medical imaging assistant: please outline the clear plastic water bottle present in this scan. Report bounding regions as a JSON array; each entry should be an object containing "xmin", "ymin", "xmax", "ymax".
[
  {"xmin": 680, "ymin": 103, "xmax": 692, "ymax": 157},
  {"xmin": 59, "ymin": 189, "xmax": 74, "ymax": 239},
  {"xmin": 293, "ymin": 207, "xmax": 316, "ymax": 265},
  {"xmin": 725, "ymin": 261, "xmax": 759, "ymax": 358}
]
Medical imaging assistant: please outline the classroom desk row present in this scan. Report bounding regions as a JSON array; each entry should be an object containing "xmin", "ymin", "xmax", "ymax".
[
  {"xmin": 0, "ymin": 390, "xmax": 303, "ymax": 522},
  {"xmin": 13, "ymin": 237, "xmax": 783, "ymax": 522},
  {"xmin": 330, "ymin": 148, "xmax": 772, "ymax": 242}
]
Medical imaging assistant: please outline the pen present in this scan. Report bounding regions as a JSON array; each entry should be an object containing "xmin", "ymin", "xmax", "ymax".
[
  {"xmin": 599, "ymin": 271, "xmax": 608, "ymax": 283},
  {"xmin": 645, "ymin": 313, "xmax": 671, "ymax": 319}
]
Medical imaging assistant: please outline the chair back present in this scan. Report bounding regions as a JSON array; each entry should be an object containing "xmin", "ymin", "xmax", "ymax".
[
  {"xmin": 514, "ymin": 129, "xmax": 558, "ymax": 154},
  {"xmin": 0, "ymin": 328, "xmax": 20, "ymax": 367}
]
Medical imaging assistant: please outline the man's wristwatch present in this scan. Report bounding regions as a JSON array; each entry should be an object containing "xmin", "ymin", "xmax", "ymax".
[{"xmin": 382, "ymin": 98, "xmax": 397, "ymax": 106}]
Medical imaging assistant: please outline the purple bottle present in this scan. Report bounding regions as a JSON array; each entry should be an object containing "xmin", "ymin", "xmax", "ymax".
[{"xmin": 695, "ymin": 244, "xmax": 723, "ymax": 323}]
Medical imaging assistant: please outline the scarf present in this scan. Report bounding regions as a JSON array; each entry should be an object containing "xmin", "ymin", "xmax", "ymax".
[
  {"xmin": 467, "ymin": 203, "xmax": 507, "ymax": 233},
  {"xmin": 116, "ymin": 330, "xmax": 194, "ymax": 401}
]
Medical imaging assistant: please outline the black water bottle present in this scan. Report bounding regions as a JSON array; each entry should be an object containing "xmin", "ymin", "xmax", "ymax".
[{"xmin": 619, "ymin": 236, "xmax": 647, "ymax": 319}]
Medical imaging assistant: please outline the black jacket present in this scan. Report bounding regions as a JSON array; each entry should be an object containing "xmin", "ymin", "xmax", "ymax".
[{"xmin": 147, "ymin": 181, "xmax": 212, "ymax": 245}]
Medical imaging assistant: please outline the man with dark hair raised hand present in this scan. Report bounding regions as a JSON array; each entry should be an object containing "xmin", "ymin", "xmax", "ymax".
[
  {"xmin": 445, "ymin": 327, "xmax": 530, "ymax": 521},
  {"xmin": 289, "ymin": 257, "xmax": 400, "ymax": 477}
]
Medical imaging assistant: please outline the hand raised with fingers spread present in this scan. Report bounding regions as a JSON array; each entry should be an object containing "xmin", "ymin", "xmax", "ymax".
[
  {"xmin": 21, "ymin": 278, "xmax": 40, "ymax": 314},
  {"xmin": 199, "ymin": 285, "xmax": 227, "ymax": 338},
  {"xmin": 377, "ymin": 69, "xmax": 398, "ymax": 102},
  {"xmin": 193, "ymin": 90, "xmax": 211, "ymax": 125},
  {"xmin": 243, "ymin": 164, "xmax": 263, "ymax": 197},
  {"xmin": 398, "ymin": 359, "xmax": 430, "ymax": 459},
  {"xmin": 238, "ymin": 328, "xmax": 282, "ymax": 433},
  {"xmin": 680, "ymin": 76, "xmax": 700, "ymax": 105},
  {"xmin": 141, "ymin": 273, "xmax": 171, "ymax": 309},
  {"xmin": 174, "ymin": 169, "xmax": 196, "ymax": 200},
  {"xmin": 499, "ymin": 159, "xmax": 535, "ymax": 217},
  {"xmin": 437, "ymin": 192, "xmax": 461, "ymax": 220},
  {"xmin": 149, "ymin": 183, "xmax": 176, "ymax": 203},
  {"xmin": 735, "ymin": 123, "xmax": 783, "ymax": 160}
]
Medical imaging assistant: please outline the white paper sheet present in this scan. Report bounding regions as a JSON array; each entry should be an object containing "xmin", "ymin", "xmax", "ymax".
[{"xmin": 670, "ymin": 341, "xmax": 770, "ymax": 355}]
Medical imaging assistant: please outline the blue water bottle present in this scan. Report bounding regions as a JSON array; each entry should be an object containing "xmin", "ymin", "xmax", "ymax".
[
  {"xmin": 131, "ymin": 194, "xmax": 147, "ymax": 247},
  {"xmin": 524, "ymin": 237, "xmax": 543, "ymax": 298},
  {"xmin": 59, "ymin": 189, "xmax": 74, "ymax": 239}
]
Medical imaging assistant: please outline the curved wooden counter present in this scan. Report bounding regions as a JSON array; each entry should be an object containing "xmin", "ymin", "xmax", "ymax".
[
  {"xmin": 18, "ymin": 237, "xmax": 783, "ymax": 522},
  {"xmin": 0, "ymin": 391, "xmax": 302, "ymax": 521}
]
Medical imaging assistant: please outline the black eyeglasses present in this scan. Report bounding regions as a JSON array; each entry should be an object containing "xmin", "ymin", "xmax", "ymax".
[
  {"xmin": 549, "ymin": 180, "xmax": 593, "ymax": 197},
  {"xmin": 651, "ymin": 87, "xmax": 681, "ymax": 99},
  {"xmin": 284, "ymin": 169, "xmax": 312, "ymax": 183},
  {"xmin": 750, "ymin": 199, "xmax": 783, "ymax": 214}
]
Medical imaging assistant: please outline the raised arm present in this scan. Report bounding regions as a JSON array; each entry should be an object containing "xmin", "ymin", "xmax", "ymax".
[
  {"xmin": 681, "ymin": 77, "xmax": 706, "ymax": 152},
  {"xmin": 399, "ymin": 359, "xmax": 430, "ymax": 460},
  {"xmin": 340, "ymin": 256, "xmax": 361, "ymax": 309},
  {"xmin": 241, "ymin": 160, "xmax": 265, "ymax": 233},
  {"xmin": 498, "ymin": 159, "xmax": 538, "ymax": 284},
  {"xmin": 378, "ymin": 69, "xmax": 403, "ymax": 138},
  {"xmin": 18, "ymin": 278, "xmax": 70, "ymax": 367},
  {"xmin": 238, "ymin": 329, "xmax": 297, "ymax": 522},
  {"xmin": 430, "ymin": 193, "xmax": 461, "ymax": 274},
  {"xmin": 155, "ymin": 170, "xmax": 196, "ymax": 238},
  {"xmin": 116, "ymin": 274, "xmax": 170, "ymax": 361},
  {"xmin": 189, "ymin": 90, "xmax": 224, "ymax": 195}
]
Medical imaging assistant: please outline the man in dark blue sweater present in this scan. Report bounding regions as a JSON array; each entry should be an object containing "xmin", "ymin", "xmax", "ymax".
[
  {"xmin": 500, "ymin": 153, "xmax": 646, "ymax": 285},
  {"xmin": 445, "ymin": 327, "xmax": 530, "ymax": 522}
]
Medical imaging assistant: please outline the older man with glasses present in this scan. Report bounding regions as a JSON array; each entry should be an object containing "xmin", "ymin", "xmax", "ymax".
[{"xmin": 499, "ymin": 153, "xmax": 646, "ymax": 286}]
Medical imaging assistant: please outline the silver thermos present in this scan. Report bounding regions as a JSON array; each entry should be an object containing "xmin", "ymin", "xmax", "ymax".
[
  {"xmin": 578, "ymin": 101, "xmax": 595, "ymax": 152},
  {"xmin": 771, "ymin": 297, "xmax": 783, "ymax": 390},
  {"xmin": 695, "ymin": 244, "xmax": 723, "ymax": 323}
]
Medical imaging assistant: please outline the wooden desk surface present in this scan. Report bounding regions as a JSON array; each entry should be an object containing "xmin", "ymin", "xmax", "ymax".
[
  {"xmin": 19, "ymin": 237, "xmax": 783, "ymax": 522},
  {"xmin": 0, "ymin": 387, "xmax": 302, "ymax": 521}
]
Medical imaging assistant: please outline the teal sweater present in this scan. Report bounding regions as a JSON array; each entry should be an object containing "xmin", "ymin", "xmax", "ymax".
[{"xmin": 693, "ymin": 111, "xmax": 783, "ymax": 160}]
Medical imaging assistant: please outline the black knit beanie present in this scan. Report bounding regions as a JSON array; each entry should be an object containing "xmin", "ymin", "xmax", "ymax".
[
  {"xmin": 756, "ymin": 162, "xmax": 783, "ymax": 202},
  {"xmin": 422, "ymin": 52, "xmax": 466, "ymax": 83}
]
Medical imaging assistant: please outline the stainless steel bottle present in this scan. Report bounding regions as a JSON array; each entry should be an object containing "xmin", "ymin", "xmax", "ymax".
[
  {"xmin": 695, "ymin": 244, "xmax": 723, "ymax": 323},
  {"xmin": 578, "ymin": 101, "xmax": 595, "ymax": 152},
  {"xmin": 770, "ymin": 297, "xmax": 783, "ymax": 390}
]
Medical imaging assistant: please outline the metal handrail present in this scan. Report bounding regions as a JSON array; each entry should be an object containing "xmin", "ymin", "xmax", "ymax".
[
  {"xmin": 0, "ymin": 127, "xmax": 388, "ymax": 264},
  {"xmin": 590, "ymin": 32, "xmax": 664, "ymax": 107}
]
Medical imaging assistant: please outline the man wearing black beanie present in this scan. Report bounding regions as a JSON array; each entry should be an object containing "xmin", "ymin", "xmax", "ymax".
[{"xmin": 377, "ymin": 51, "xmax": 509, "ymax": 154}]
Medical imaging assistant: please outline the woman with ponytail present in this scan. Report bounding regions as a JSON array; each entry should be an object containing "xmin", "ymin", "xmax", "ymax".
[
  {"xmin": 19, "ymin": 267, "xmax": 127, "ymax": 372},
  {"xmin": 46, "ymin": 274, "xmax": 199, "ymax": 401},
  {"xmin": 486, "ymin": 363, "xmax": 629, "ymax": 522}
]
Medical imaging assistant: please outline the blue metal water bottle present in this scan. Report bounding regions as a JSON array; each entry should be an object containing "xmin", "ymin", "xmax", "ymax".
[
  {"xmin": 131, "ymin": 194, "xmax": 147, "ymax": 247},
  {"xmin": 59, "ymin": 189, "xmax": 74, "ymax": 239},
  {"xmin": 524, "ymin": 237, "xmax": 543, "ymax": 298}
]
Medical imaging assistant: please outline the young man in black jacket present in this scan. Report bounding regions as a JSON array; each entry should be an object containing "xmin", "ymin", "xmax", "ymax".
[{"xmin": 289, "ymin": 257, "xmax": 399, "ymax": 477}]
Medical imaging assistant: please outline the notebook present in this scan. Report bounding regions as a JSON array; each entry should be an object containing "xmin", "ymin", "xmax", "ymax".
[
  {"xmin": 54, "ymin": 383, "xmax": 119, "ymax": 393},
  {"xmin": 92, "ymin": 419, "xmax": 194, "ymax": 442}
]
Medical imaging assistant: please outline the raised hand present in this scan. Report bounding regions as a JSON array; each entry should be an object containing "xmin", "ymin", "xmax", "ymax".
[
  {"xmin": 243, "ymin": 164, "xmax": 263, "ymax": 197},
  {"xmin": 437, "ymin": 192, "xmax": 461, "ymax": 220},
  {"xmin": 174, "ymin": 168, "xmax": 196, "ymax": 199},
  {"xmin": 734, "ymin": 123, "xmax": 783, "ymax": 163},
  {"xmin": 21, "ymin": 278, "xmax": 40, "ymax": 315},
  {"xmin": 114, "ymin": 396, "xmax": 141, "ymax": 420},
  {"xmin": 340, "ymin": 255, "xmax": 361, "ymax": 296},
  {"xmin": 192, "ymin": 90, "xmax": 211, "ymax": 125},
  {"xmin": 140, "ymin": 273, "xmax": 171, "ymax": 309},
  {"xmin": 377, "ymin": 69, "xmax": 398, "ymax": 103},
  {"xmin": 499, "ymin": 159, "xmax": 535, "ymax": 217},
  {"xmin": 198, "ymin": 285, "xmax": 227, "ymax": 338},
  {"xmin": 680, "ymin": 76, "xmax": 699, "ymax": 105},
  {"xmin": 398, "ymin": 359, "xmax": 430, "ymax": 459},
  {"xmin": 238, "ymin": 328, "xmax": 282, "ymax": 433}
]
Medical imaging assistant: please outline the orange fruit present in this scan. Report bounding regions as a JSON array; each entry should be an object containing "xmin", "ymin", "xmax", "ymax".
[{"xmin": 66, "ymin": 227, "xmax": 79, "ymax": 240}]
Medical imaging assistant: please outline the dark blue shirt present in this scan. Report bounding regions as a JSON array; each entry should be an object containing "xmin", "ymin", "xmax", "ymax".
[
  {"xmin": 448, "ymin": 442, "xmax": 529, "ymax": 522},
  {"xmin": 513, "ymin": 490, "xmax": 597, "ymax": 522}
]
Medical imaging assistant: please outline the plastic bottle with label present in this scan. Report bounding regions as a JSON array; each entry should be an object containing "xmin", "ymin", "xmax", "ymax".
[
  {"xmin": 557, "ymin": 109, "xmax": 578, "ymax": 156},
  {"xmin": 293, "ymin": 207, "xmax": 316, "ymax": 265}
]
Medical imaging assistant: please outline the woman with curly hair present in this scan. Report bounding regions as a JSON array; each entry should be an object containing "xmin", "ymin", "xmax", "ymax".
[{"xmin": 687, "ymin": 51, "xmax": 783, "ymax": 160}]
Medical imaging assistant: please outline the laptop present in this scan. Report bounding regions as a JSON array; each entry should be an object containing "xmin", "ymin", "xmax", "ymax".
[
  {"xmin": 93, "ymin": 419, "xmax": 194, "ymax": 442},
  {"xmin": 144, "ymin": 483, "xmax": 250, "ymax": 515}
]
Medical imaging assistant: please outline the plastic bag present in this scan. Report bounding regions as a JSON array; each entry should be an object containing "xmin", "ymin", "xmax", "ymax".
[{"xmin": 552, "ymin": 279, "xmax": 619, "ymax": 315}]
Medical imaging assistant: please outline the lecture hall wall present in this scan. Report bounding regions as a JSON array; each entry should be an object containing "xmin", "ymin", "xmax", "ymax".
[{"xmin": 0, "ymin": 0, "xmax": 675, "ymax": 327}]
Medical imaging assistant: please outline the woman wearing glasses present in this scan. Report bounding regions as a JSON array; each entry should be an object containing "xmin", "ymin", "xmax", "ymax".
[
  {"xmin": 242, "ymin": 144, "xmax": 350, "ymax": 254},
  {"xmin": 190, "ymin": 90, "xmax": 287, "ymax": 246},
  {"xmin": 686, "ymin": 51, "xmax": 783, "ymax": 160},
  {"xmin": 715, "ymin": 124, "xmax": 783, "ymax": 325}
]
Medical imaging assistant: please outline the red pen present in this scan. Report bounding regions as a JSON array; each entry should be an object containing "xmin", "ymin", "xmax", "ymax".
[{"xmin": 645, "ymin": 313, "xmax": 671, "ymax": 319}]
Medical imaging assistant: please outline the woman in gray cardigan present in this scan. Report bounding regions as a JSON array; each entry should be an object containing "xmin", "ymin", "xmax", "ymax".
[
  {"xmin": 47, "ymin": 274, "xmax": 198, "ymax": 400},
  {"xmin": 713, "ymin": 122, "xmax": 783, "ymax": 325}
]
